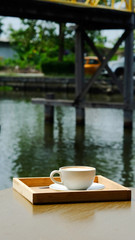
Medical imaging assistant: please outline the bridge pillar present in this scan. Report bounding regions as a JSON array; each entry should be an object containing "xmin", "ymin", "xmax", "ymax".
[
  {"xmin": 75, "ymin": 25, "xmax": 85, "ymax": 125},
  {"xmin": 124, "ymin": 22, "xmax": 134, "ymax": 128}
]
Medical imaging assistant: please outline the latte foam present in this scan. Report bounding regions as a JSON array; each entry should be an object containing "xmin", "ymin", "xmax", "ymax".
[{"xmin": 62, "ymin": 166, "xmax": 94, "ymax": 171}]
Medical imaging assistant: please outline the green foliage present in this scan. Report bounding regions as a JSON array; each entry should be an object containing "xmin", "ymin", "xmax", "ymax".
[
  {"xmin": 0, "ymin": 86, "xmax": 13, "ymax": 91},
  {"xmin": 0, "ymin": 57, "xmax": 7, "ymax": 70},
  {"xmin": 6, "ymin": 19, "xmax": 107, "ymax": 74},
  {"xmin": 41, "ymin": 59, "xmax": 75, "ymax": 75},
  {"xmin": 8, "ymin": 19, "xmax": 61, "ymax": 69},
  {"xmin": 86, "ymin": 30, "xmax": 107, "ymax": 44},
  {"xmin": 110, "ymin": 55, "xmax": 118, "ymax": 60},
  {"xmin": 84, "ymin": 30, "xmax": 107, "ymax": 55},
  {"xmin": 6, "ymin": 20, "xmax": 76, "ymax": 71}
]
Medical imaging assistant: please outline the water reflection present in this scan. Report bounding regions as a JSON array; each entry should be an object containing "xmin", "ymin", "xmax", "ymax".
[
  {"xmin": 74, "ymin": 126, "xmax": 85, "ymax": 166},
  {"xmin": 44, "ymin": 122, "xmax": 54, "ymax": 147},
  {"xmin": 53, "ymin": 107, "xmax": 68, "ymax": 167},
  {"xmin": 121, "ymin": 129, "xmax": 134, "ymax": 187},
  {"xmin": 0, "ymin": 94, "xmax": 135, "ymax": 190}
]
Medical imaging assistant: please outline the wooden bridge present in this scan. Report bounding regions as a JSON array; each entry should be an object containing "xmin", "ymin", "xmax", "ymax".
[{"xmin": 0, "ymin": 0, "xmax": 135, "ymax": 128}]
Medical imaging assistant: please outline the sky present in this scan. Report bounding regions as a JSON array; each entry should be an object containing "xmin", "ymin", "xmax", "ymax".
[
  {"xmin": 102, "ymin": 29, "xmax": 124, "ymax": 47},
  {"xmin": 0, "ymin": 16, "xmax": 124, "ymax": 47},
  {"xmin": 0, "ymin": 17, "xmax": 22, "ymax": 39}
]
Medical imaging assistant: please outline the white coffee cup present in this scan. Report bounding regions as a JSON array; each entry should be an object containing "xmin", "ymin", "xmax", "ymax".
[{"xmin": 50, "ymin": 166, "xmax": 96, "ymax": 190}]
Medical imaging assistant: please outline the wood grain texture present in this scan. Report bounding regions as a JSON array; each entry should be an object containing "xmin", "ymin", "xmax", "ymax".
[{"xmin": 13, "ymin": 175, "xmax": 131, "ymax": 204}]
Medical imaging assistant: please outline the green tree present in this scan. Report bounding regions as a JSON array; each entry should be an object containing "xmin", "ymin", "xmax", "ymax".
[
  {"xmin": 84, "ymin": 30, "xmax": 107, "ymax": 55},
  {"xmin": 8, "ymin": 19, "xmax": 59, "ymax": 69},
  {"xmin": 7, "ymin": 19, "xmax": 106, "ymax": 72}
]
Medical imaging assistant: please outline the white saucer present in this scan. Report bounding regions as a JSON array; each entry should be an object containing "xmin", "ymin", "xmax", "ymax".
[{"xmin": 49, "ymin": 182, "xmax": 104, "ymax": 191}]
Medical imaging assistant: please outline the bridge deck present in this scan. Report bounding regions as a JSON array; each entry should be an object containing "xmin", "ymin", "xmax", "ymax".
[{"xmin": 0, "ymin": 0, "xmax": 134, "ymax": 30}]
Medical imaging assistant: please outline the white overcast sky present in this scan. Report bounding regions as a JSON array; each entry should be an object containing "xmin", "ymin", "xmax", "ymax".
[
  {"xmin": 0, "ymin": 16, "xmax": 124, "ymax": 47},
  {"xmin": 1, "ymin": 17, "xmax": 22, "ymax": 38}
]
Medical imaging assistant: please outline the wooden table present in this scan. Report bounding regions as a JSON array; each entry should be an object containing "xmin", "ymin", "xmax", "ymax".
[{"xmin": 0, "ymin": 188, "xmax": 135, "ymax": 240}]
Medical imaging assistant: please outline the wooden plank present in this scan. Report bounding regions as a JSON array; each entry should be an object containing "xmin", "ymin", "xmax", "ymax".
[
  {"xmin": 13, "ymin": 178, "xmax": 34, "ymax": 204},
  {"xmin": 17, "ymin": 177, "xmax": 59, "ymax": 187},
  {"xmin": 32, "ymin": 98, "xmax": 126, "ymax": 109},
  {"xmin": 32, "ymin": 98, "xmax": 74, "ymax": 106}
]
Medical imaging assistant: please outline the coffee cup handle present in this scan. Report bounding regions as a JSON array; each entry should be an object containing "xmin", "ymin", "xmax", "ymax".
[{"xmin": 50, "ymin": 170, "xmax": 63, "ymax": 185}]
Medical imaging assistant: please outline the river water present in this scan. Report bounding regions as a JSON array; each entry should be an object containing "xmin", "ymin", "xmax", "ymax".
[{"xmin": 0, "ymin": 91, "xmax": 135, "ymax": 190}]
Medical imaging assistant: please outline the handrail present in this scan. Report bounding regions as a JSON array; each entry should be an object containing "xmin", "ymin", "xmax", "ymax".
[{"xmin": 43, "ymin": 0, "xmax": 134, "ymax": 12}]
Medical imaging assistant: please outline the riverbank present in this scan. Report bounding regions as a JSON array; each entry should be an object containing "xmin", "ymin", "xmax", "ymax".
[{"xmin": 0, "ymin": 71, "xmax": 121, "ymax": 94}]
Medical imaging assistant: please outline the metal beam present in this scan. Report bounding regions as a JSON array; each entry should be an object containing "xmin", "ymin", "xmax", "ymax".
[
  {"xmin": 75, "ymin": 25, "xmax": 85, "ymax": 125},
  {"xmin": 0, "ymin": 0, "xmax": 133, "ymax": 29},
  {"xmin": 74, "ymin": 29, "xmax": 131, "ymax": 105},
  {"xmin": 124, "ymin": 16, "xmax": 134, "ymax": 128},
  {"xmin": 75, "ymin": 25, "xmax": 84, "ymax": 97},
  {"xmin": 83, "ymin": 31, "xmax": 123, "ymax": 94}
]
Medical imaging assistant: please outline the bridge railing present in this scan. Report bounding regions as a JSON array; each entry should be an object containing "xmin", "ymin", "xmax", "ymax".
[{"xmin": 48, "ymin": 0, "xmax": 134, "ymax": 12}]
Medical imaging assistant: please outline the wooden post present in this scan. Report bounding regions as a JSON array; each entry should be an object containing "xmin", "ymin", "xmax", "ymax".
[
  {"xmin": 75, "ymin": 25, "xmax": 85, "ymax": 125},
  {"xmin": 45, "ymin": 93, "xmax": 54, "ymax": 123},
  {"xmin": 124, "ymin": 21, "xmax": 134, "ymax": 128},
  {"xmin": 74, "ymin": 125, "xmax": 85, "ymax": 165}
]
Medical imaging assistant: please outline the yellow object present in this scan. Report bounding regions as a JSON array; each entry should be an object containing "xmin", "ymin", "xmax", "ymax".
[
  {"xmin": 43, "ymin": 0, "xmax": 134, "ymax": 11},
  {"xmin": 84, "ymin": 56, "xmax": 101, "ymax": 75}
]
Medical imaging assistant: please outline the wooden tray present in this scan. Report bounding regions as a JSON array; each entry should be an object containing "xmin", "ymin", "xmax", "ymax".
[{"xmin": 13, "ymin": 175, "xmax": 131, "ymax": 204}]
